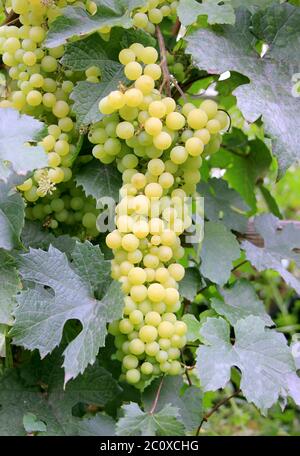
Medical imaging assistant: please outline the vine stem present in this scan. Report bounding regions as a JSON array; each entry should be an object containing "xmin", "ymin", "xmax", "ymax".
[
  {"xmin": 149, "ymin": 376, "xmax": 164, "ymax": 415},
  {"xmin": 195, "ymin": 389, "xmax": 241, "ymax": 435},
  {"xmin": 156, "ymin": 26, "xmax": 171, "ymax": 97}
]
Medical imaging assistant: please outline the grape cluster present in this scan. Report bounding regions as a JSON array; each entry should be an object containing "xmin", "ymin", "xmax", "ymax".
[
  {"xmin": 132, "ymin": 0, "xmax": 178, "ymax": 34},
  {"xmin": 0, "ymin": 0, "xmax": 91, "ymax": 200},
  {"xmin": 88, "ymin": 43, "xmax": 228, "ymax": 386},
  {"xmin": 25, "ymin": 178, "xmax": 100, "ymax": 236}
]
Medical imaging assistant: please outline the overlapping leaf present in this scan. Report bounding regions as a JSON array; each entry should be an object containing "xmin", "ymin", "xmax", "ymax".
[
  {"xmin": 11, "ymin": 243, "xmax": 124, "ymax": 382},
  {"xmin": 0, "ymin": 178, "xmax": 25, "ymax": 251},
  {"xmin": 200, "ymin": 221, "xmax": 240, "ymax": 286},
  {"xmin": 241, "ymin": 214, "xmax": 300, "ymax": 294},
  {"xmin": 178, "ymin": 0, "xmax": 235, "ymax": 27}
]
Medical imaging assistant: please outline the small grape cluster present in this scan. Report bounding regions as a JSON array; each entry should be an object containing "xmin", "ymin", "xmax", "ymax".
[
  {"xmin": 132, "ymin": 0, "xmax": 178, "ymax": 34},
  {"xmin": 88, "ymin": 43, "xmax": 228, "ymax": 387},
  {"xmin": 0, "ymin": 0, "xmax": 92, "ymax": 200},
  {"xmin": 25, "ymin": 178, "xmax": 100, "ymax": 236}
]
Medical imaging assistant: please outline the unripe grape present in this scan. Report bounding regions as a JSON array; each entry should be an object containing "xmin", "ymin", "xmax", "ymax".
[
  {"xmin": 129, "ymin": 42, "xmax": 144, "ymax": 59},
  {"xmin": 148, "ymin": 283, "xmax": 165, "ymax": 302},
  {"xmin": 166, "ymin": 112, "xmax": 185, "ymax": 130},
  {"xmin": 206, "ymin": 119, "xmax": 221, "ymax": 134},
  {"xmin": 170, "ymin": 145, "xmax": 188, "ymax": 164},
  {"xmin": 148, "ymin": 101, "xmax": 166, "ymax": 118},
  {"xmin": 194, "ymin": 128, "xmax": 211, "ymax": 144},
  {"xmin": 124, "ymin": 61, "xmax": 143, "ymax": 80},
  {"xmin": 215, "ymin": 110, "xmax": 229, "ymax": 129},
  {"xmin": 119, "ymin": 318, "xmax": 134, "ymax": 334},
  {"xmin": 126, "ymin": 368, "xmax": 141, "ymax": 384},
  {"xmin": 116, "ymin": 121, "xmax": 134, "ymax": 139},
  {"xmin": 124, "ymin": 88, "xmax": 143, "ymax": 107},
  {"xmin": 201, "ymin": 99, "xmax": 218, "ymax": 119},
  {"xmin": 187, "ymin": 108, "xmax": 208, "ymax": 129},
  {"xmin": 158, "ymin": 321, "xmax": 175, "ymax": 338},
  {"xmin": 123, "ymin": 354, "xmax": 139, "ymax": 370},
  {"xmin": 139, "ymin": 325, "xmax": 158, "ymax": 343},
  {"xmin": 145, "ymin": 117, "xmax": 162, "ymax": 136},
  {"xmin": 144, "ymin": 63, "xmax": 161, "ymax": 80},
  {"xmin": 119, "ymin": 48, "xmax": 136, "ymax": 65},
  {"xmin": 141, "ymin": 362, "xmax": 153, "ymax": 375},
  {"xmin": 145, "ymin": 341, "xmax": 160, "ymax": 356},
  {"xmin": 135, "ymin": 75, "xmax": 155, "ymax": 94},
  {"xmin": 162, "ymin": 97, "xmax": 176, "ymax": 114},
  {"xmin": 129, "ymin": 309, "xmax": 144, "ymax": 325},
  {"xmin": 185, "ymin": 137, "xmax": 204, "ymax": 156}
]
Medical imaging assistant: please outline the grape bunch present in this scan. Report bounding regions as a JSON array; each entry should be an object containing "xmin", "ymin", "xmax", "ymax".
[
  {"xmin": 25, "ymin": 178, "xmax": 100, "ymax": 237},
  {"xmin": 0, "ymin": 0, "xmax": 94, "ymax": 201},
  {"xmin": 88, "ymin": 43, "xmax": 228, "ymax": 387},
  {"xmin": 132, "ymin": 0, "xmax": 178, "ymax": 34}
]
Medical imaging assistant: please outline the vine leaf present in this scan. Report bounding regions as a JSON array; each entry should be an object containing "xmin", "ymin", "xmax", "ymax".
[
  {"xmin": 0, "ymin": 108, "xmax": 47, "ymax": 181},
  {"xmin": 211, "ymin": 279, "xmax": 274, "ymax": 326},
  {"xmin": 142, "ymin": 376, "xmax": 203, "ymax": 433},
  {"xmin": 46, "ymin": 0, "xmax": 147, "ymax": 48},
  {"xmin": 179, "ymin": 267, "xmax": 203, "ymax": 302},
  {"xmin": 21, "ymin": 220, "xmax": 76, "ymax": 254},
  {"xmin": 75, "ymin": 160, "xmax": 122, "ymax": 202},
  {"xmin": 182, "ymin": 314, "xmax": 202, "ymax": 342},
  {"xmin": 178, "ymin": 0, "xmax": 235, "ymax": 27},
  {"xmin": 0, "ymin": 250, "xmax": 20, "ymax": 326},
  {"xmin": 198, "ymin": 178, "xmax": 249, "ymax": 233},
  {"xmin": 200, "ymin": 221, "xmax": 240, "ymax": 286},
  {"xmin": 210, "ymin": 133, "xmax": 272, "ymax": 210},
  {"xmin": 196, "ymin": 316, "xmax": 300, "ymax": 412},
  {"xmin": 0, "ymin": 352, "xmax": 121, "ymax": 436},
  {"xmin": 186, "ymin": 5, "xmax": 300, "ymax": 174},
  {"xmin": 116, "ymin": 403, "xmax": 185, "ymax": 436},
  {"xmin": 0, "ymin": 178, "xmax": 25, "ymax": 251},
  {"xmin": 241, "ymin": 214, "xmax": 300, "ymax": 294},
  {"xmin": 11, "ymin": 243, "xmax": 124, "ymax": 383}
]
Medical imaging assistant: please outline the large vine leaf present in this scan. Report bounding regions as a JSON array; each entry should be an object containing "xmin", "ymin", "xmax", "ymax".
[
  {"xmin": 200, "ymin": 221, "xmax": 241, "ymax": 286},
  {"xmin": 241, "ymin": 214, "xmax": 300, "ymax": 294},
  {"xmin": 74, "ymin": 414, "xmax": 116, "ymax": 436},
  {"xmin": 0, "ymin": 178, "xmax": 25, "ymax": 250},
  {"xmin": 11, "ymin": 243, "xmax": 124, "ymax": 383},
  {"xmin": 211, "ymin": 279, "xmax": 274, "ymax": 326},
  {"xmin": 0, "ymin": 352, "xmax": 120, "ymax": 436},
  {"xmin": 178, "ymin": 0, "xmax": 235, "ymax": 27},
  {"xmin": 0, "ymin": 250, "xmax": 19, "ymax": 325},
  {"xmin": 0, "ymin": 108, "xmax": 47, "ymax": 181},
  {"xmin": 198, "ymin": 178, "xmax": 249, "ymax": 233},
  {"xmin": 45, "ymin": 0, "xmax": 147, "ymax": 48},
  {"xmin": 116, "ymin": 403, "xmax": 185, "ymax": 436},
  {"xmin": 196, "ymin": 316, "xmax": 300, "ymax": 411},
  {"xmin": 75, "ymin": 160, "xmax": 122, "ymax": 202},
  {"xmin": 186, "ymin": 5, "xmax": 300, "ymax": 173}
]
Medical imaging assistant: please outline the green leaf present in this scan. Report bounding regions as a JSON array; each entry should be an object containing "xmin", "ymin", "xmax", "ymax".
[
  {"xmin": 142, "ymin": 377, "xmax": 203, "ymax": 433},
  {"xmin": 211, "ymin": 279, "xmax": 274, "ymax": 326},
  {"xmin": 71, "ymin": 75, "xmax": 123, "ymax": 127},
  {"xmin": 0, "ymin": 108, "xmax": 47, "ymax": 180},
  {"xmin": 186, "ymin": 6, "xmax": 300, "ymax": 174},
  {"xmin": 198, "ymin": 178, "xmax": 249, "ymax": 232},
  {"xmin": 116, "ymin": 402, "xmax": 185, "ymax": 436},
  {"xmin": 179, "ymin": 267, "xmax": 202, "ymax": 302},
  {"xmin": 210, "ymin": 133, "xmax": 272, "ymax": 209},
  {"xmin": 71, "ymin": 241, "xmax": 111, "ymax": 296},
  {"xmin": 258, "ymin": 184, "xmax": 282, "ymax": 219},
  {"xmin": 23, "ymin": 413, "xmax": 47, "ymax": 434},
  {"xmin": 46, "ymin": 0, "xmax": 147, "ymax": 48},
  {"xmin": 0, "ymin": 178, "xmax": 25, "ymax": 251},
  {"xmin": 178, "ymin": 0, "xmax": 235, "ymax": 27},
  {"xmin": 62, "ymin": 28, "xmax": 155, "ymax": 77},
  {"xmin": 11, "ymin": 244, "xmax": 124, "ymax": 382},
  {"xmin": 74, "ymin": 414, "xmax": 116, "ymax": 436},
  {"xmin": 75, "ymin": 160, "xmax": 122, "ymax": 201},
  {"xmin": 241, "ymin": 214, "xmax": 300, "ymax": 294},
  {"xmin": 182, "ymin": 314, "xmax": 202, "ymax": 342},
  {"xmin": 0, "ymin": 250, "xmax": 19, "ymax": 325},
  {"xmin": 231, "ymin": 0, "xmax": 279, "ymax": 9},
  {"xmin": 196, "ymin": 316, "xmax": 300, "ymax": 411},
  {"xmin": 200, "ymin": 221, "xmax": 240, "ymax": 286},
  {"xmin": 0, "ymin": 353, "xmax": 120, "ymax": 436},
  {"xmin": 252, "ymin": 3, "xmax": 300, "ymax": 62}
]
